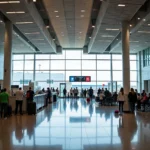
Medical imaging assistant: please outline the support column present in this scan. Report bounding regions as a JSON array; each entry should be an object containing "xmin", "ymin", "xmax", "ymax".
[
  {"xmin": 3, "ymin": 20, "xmax": 12, "ymax": 92},
  {"xmin": 122, "ymin": 21, "xmax": 130, "ymax": 111}
]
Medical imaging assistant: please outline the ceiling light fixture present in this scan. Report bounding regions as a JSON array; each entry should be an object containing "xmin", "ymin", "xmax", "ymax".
[
  {"xmin": 143, "ymin": 19, "xmax": 146, "ymax": 21},
  {"xmin": 25, "ymin": 32, "xmax": 40, "ymax": 35},
  {"xmin": 53, "ymin": 39, "xmax": 56, "ymax": 41},
  {"xmin": 102, "ymin": 35, "xmax": 115, "ymax": 38},
  {"xmin": 81, "ymin": 15, "xmax": 84, "ymax": 17},
  {"xmin": 33, "ymin": 0, "xmax": 36, "ymax": 2},
  {"xmin": 56, "ymin": 15, "xmax": 59, "ymax": 17},
  {"xmin": 54, "ymin": 10, "xmax": 59, "ymax": 13},
  {"xmin": 0, "ymin": 1, "xmax": 20, "ymax": 4},
  {"xmin": 0, "ymin": 20, "xmax": 3, "ymax": 23},
  {"xmin": 106, "ymin": 28, "xmax": 120, "ymax": 31},
  {"xmin": 89, "ymin": 37, "xmax": 91, "ymax": 39},
  {"xmin": 16, "ymin": 22, "xmax": 33, "ymax": 24},
  {"xmin": 6, "ymin": 11, "xmax": 25, "ymax": 14},
  {"xmin": 138, "ymin": 31, "xmax": 150, "ymax": 33},
  {"xmin": 92, "ymin": 25, "xmax": 95, "ymax": 28},
  {"xmin": 32, "ymin": 39, "xmax": 44, "ymax": 41},
  {"xmin": 138, "ymin": 17, "xmax": 140, "ymax": 20},
  {"xmin": 118, "ymin": 4, "xmax": 125, "ymax": 7},
  {"xmin": 130, "ymin": 41, "xmax": 139, "ymax": 43},
  {"xmin": 81, "ymin": 10, "xmax": 85, "ymax": 12},
  {"xmin": 130, "ymin": 24, "xmax": 132, "ymax": 27},
  {"xmin": 46, "ymin": 26, "xmax": 49, "ymax": 28}
]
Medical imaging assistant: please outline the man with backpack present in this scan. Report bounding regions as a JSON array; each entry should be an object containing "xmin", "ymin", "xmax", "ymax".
[{"xmin": 26, "ymin": 87, "xmax": 34, "ymax": 102}]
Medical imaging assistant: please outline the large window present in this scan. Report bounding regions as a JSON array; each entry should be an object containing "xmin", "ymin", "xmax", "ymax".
[{"xmin": 12, "ymin": 52, "xmax": 138, "ymax": 92}]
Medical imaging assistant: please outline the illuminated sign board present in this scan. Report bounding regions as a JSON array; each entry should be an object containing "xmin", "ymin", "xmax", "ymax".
[{"xmin": 69, "ymin": 76, "xmax": 91, "ymax": 82}]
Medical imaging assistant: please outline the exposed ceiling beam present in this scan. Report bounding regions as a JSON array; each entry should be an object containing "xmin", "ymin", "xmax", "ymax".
[
  {"xmin": 88, "ymin": 0, "xmax": 109, "ymax": 53},
  {"xmin": 105, "ymin": 0, "xmax": 150, "ymax": 53},
  {"xmin": 22, "ymin": 0, "xmax": 57, "ymax": 53}
]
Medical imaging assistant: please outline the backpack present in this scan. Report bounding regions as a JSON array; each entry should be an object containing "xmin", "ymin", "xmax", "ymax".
[{"xmin": 26, "ymin": 91, "xmax": 30, "ymax": 98}]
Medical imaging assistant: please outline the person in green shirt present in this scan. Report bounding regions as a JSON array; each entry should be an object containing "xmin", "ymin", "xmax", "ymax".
[{"xmin": 0, "ymin": 88, "xmax": 9, "ymax": 119}]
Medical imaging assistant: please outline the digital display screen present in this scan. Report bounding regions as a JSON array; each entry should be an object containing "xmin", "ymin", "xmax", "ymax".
[{"xmin": 69, "ymin": 76, "xmax": 91, "ymax": 82}]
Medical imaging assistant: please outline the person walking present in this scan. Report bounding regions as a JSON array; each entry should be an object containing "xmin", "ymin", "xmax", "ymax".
[
  {"xmin": 128, "ymin": 88, "xmax": 137, "ymax": 113},
  {"xmin": 0, "ymin": 88, "xmax": 9, "ymax": 119},
  {"xmin": 117, "ymin": 88, "xmax": 125, "ymax": 115},
  {"xmin": 15, "ymin": 87, "xmax": 24, "ymax": 115}
]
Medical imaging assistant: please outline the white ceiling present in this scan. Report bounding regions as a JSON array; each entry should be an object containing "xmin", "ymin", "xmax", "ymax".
[
  {"xmin": 43, "ymin": 0, "xmax": 93, "ymax": 48},
  {"xmin": 0, "ymin": 0, "xmax": 149, "ymax": 54},
  {"xmin": 0, "ymin": 0, "xmax": 57, "ymax": 53},
  {"xmin": 89, "ymin": 0, "xmax": 147, "ymax": 54}
]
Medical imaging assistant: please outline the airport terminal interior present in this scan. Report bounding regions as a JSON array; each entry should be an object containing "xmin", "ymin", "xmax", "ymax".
[{"xmin": 0, "ymin": 0, "xmax": 150, "ymax": 150}]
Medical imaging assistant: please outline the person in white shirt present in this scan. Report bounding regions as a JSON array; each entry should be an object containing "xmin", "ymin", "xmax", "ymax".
[
  {"xmin": 15, "ymin": 87, "xmax": 24, "ymax": 115},
  {"xmin": 117, "ymin": 88, "xmax": 125, "ymax": 114}
]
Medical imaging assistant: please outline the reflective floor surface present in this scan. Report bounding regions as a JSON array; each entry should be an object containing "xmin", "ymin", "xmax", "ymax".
[{"xmin": 0, "ymin": 98, "xmax": 150, "ymax": 150}]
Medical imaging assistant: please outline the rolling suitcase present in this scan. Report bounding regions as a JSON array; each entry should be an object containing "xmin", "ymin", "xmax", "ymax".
[
  {"xmin": 7, "ymin": 105, "xmax": 12, "ymax": 116},
  {"xmin": 28, "ymin": 102, "xmax": 36, "ymax": 115},
  {"xmin": 53, "ymin": 95, "xmax": 57, "ymax": 102},
  {"xmin": 87, "ymin": 98, "xmax": 90, "ymax": 102}
]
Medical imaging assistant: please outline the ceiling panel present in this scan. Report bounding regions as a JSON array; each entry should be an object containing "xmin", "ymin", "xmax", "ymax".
[{"xmin": 43, "ymin": 0, "xmax": 93, "ymax": 48}]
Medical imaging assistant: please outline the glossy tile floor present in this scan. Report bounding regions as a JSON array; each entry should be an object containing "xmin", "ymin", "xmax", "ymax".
[{"xmin": 0, "ymin": 98, "xmax": 150, "ymax": 150}]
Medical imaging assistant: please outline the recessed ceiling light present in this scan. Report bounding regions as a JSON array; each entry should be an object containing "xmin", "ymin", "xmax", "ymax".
[
  {"xmin": 54, "ymin": 10, "xmax": 59, "ymax": 13},
  {"xmin": 101, "ymin": 35, "xmax": 115, "ymax": 37},
  {"xmin": 0, "ymin": 20, "xmax": 3, "ymax": 23},
  {"xmin": 92, "ymin": 25, "xmax": 95, "ymax": 28},
  {"xmin": 25, "ymin": 32, "xmax": 40, "ymax": 35},
  {"xmin": 16, "ymin": 22, "xmax": 33, "ymax": 24},
  {"xmin": 148, "ymin": 24, "xmax": 150, "ymax": 26},
  {"xmin": 33, "ymin": 0, "xmax": 36, "ymax": 2},
  {"xmin": 81, "ymin": 10, "xmax": 85, "ymax": 12},
  {"xmin": 81, "ymin": 15, "xmax": 84, "ymax": 17},
  {"xmin": 138, "ymin": 31, "xmax": 150, "ymax": 33},
  {"xmin": 130, "ymin": 24, "xmax": 132, "ymax": 27},
  {"xmin": 46, "ymin": 26, "xmax": 49, "ymax": 28},
  {"xmin": 130, "ymin": 41, "xmax": 139, "ymax": 43},
  {"xmin": 53, "ymin": 39, "xmax": 56, "ymax": 41},
  {"xmin": 56, "ymin": 16, "xmax": 59, "ymax": 17},
  {"xmin": 106, "ymin": 28, "xmax": 120, "ymax": 31},
  {"xmin": 118, "ymin": 4, "xmax": 125, "ymax": 7},
  {"xmin": 116, "ymin": 39, "xmax": 118, "ymax": 40},
  {"xmin": 79, "ymin": 32, "xmax": 82, "ymax": 34},
  {"xmin": 0, "ymin": 1, "xmax": 20, "ymax": 4},
  {"xmin": 138, "ymin": 17, "xmax": 140, "ymax": 20},
  {"xmin": 143, "ymin": 19, "xmax": 146, "ymax": 21},
  {"xmin": 32, "ymin": 39, "xmax": 44, "ymax": 41},
  {"xmin": 6, "ymin": 11, "xmax": 25, "ymax": 14}
]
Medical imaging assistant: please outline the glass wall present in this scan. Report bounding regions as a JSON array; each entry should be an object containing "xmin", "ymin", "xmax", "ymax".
[{"xmin": 12, "ymin": 50, "xmax": 137, "ymax": 93}]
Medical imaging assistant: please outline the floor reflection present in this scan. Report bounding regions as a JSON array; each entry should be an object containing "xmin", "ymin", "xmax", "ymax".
[{"xmin": 0, "ymin": 98, "xmax": 150, "ymax": 150}]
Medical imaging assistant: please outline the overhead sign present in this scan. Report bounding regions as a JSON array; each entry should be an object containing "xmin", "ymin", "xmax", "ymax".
[{"xmin": 69, "ymin": 76, "xmax": 91, "ymax": 82}]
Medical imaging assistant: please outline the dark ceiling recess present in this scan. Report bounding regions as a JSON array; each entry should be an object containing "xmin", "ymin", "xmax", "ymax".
[
  {"xmin": 34, "ymin": 0, "xmax": 60, "ymax": 46},
  {"xmin": 84, "ymin": 0, "xmax": 102, "ymax": 46}
]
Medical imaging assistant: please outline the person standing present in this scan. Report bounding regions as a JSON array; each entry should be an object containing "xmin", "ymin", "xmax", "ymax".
[
  {"xmin": 0, "ymin": 88, "xmax": 9, "ymax": 119},
  {"xmin": 63, "ymin": 88, "xmax": 67, "ymax": 98},
  {"xmin": 15, "ymin": 87, "xmax": 24, "ymax": 115},
  {"xmin": 70, "ymin": 88, "xmax": 73, "ymax": 98},
  {"xmin": 128, "ymin": 88, "xmax": 137, "ymax": 113},
  {"xmin": 117, "ymin": 88, "xmax": 125, "ymax": 115},
  {"xmin": 26, "ymin": 87, "xmax": 34, "ymax": 112},
  {"xmin": 47, "ymin": 88, "xmax": 52, "ymax": 103},
  {"xmin": 89, "ymin": 87, "xmax": 93, "ymax": 100}
]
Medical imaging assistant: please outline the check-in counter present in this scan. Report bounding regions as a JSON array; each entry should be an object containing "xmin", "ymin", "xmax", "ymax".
[
  {"xmin": 9, "ymin": 93, "xmax": 47, "ymax": 113},
  {"xmin": 33, "ymin": 93, "xmax": 47, "ymax": 110}
]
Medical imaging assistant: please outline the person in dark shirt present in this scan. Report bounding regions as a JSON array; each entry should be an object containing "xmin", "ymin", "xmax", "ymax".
[
  {"xmin": 128, "ymin": 88, "xmax": 137, "ymax": 113},
  {"xmin": 26, "ymin": 87, "xmax": 34, "ymax": 102},
  {"xmin": 47, "ymin": 88, "xmax": 52, "ymax": 103},
  {"xmin": 89, "ymin": 87, "xmax": 93, "ymax": 99}
]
